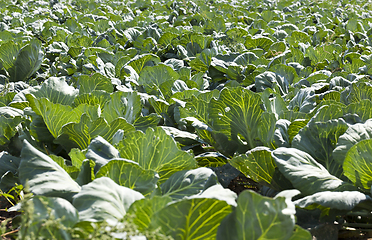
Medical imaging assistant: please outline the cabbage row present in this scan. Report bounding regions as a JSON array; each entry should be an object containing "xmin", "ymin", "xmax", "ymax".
[{"xmin": 1, "ymin": 0, "xmax": 372, "ymax": 239}]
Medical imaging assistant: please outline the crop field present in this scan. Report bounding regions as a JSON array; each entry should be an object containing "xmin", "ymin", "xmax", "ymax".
[{"xmin": 3, "ymin": 0, "xmax": 372, "ymax": 239}]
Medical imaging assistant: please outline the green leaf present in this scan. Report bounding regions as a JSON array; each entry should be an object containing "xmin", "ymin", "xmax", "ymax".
[
  {"xmin": 0, "ymin": 151, "xmax": 20, "ymax": 178},
  {"xmin": 19, "ymin": 140, "xmax": 81, "ymax": 201},
  {"xmin": 117, "ymin": 127, "xmax": 197, "ymax": 183},
  {"xmin": 294, "ymin": 191, "xmax": 372, "ymax": 211},
  {"xmin": 27, "ymin": 96, "xmax": 96, "ymax": 139},
  {"xmin": 85, "ymin": 136, "xmax": 120, "ymax": 173},
  {"xmin": 274, "ymin": 119, "xmax": 291, "ymax": 148},
  {"xmin": 18, "ymin": 196, "xmax": 79, "ymax": 239},
  {"xmin": 102, "ymin": 91, "xmax": 142, "ymax": 124},
  {"xmin": 209, "ymin": 87, "xmax": 263, "ymax": 153},
  {"xmin": 270, "ymin": 63, "xmax": 299, "ymax": 85},
  {"xmin": 77, "ymin": 73, "xmax": 114, "ymax": 94},
  {"xmin": 189, "ymin": 48, "xmax": 216, "ymax": 72},
  {"xmin": 245, "ymin": 36, "xmax": 273, "ymax": 52},
  {"xmin": 62, "ymin": 114, "xmax": 135, "ymax": 149},
  {"xmin": 72, "ymin": 177, "xmax": 144, "ymax": 222},
  {"xmin": 341, "ymin": 82, "xmax": 372, "ymax": 105},
  {"xmin": 151, "ymin": 186, "xmax": 235, "ymax": 240},
  {"xmin": 272, "ymin": 148, "xmax": 356, "ymax": 196},
  {"xmin": 292, "ymin": 119, "xmax": 348, "ymax": 177},
  {"xmin": 288, "ymin": 225, "xmax": 312, "ymax": 240},
  {"xmin": 257, "ymin": 112, "xmax": 276, "ymax": 148},
  {"xmin": 255, "ymin": 71, "xmax": 289, "ymax": 95},
  {"xmin": 133, "ymin": 113, "xmax": 161, "ymax": 132},
  {"xmin": 306, "ymin": 46, "xmax": 333, "ymax": 65},
  {"xmin": 127, "ymin": 53, "xmax": 161, "ymax": 74},
  {"xmin": 138, "ymin": 64, "xmax": 179, "ymax": 88},
  {"xmin": 0, "ymin": 106, "xmax": 24, "ymax": 144},
  {"xmin": 180, "ymin": 96, "xmax": 215, "ymax": 146},
  {"xmin": 32, "ymin": 77, "xmax": 79, "ymax": 105},
  {"xmin": 49, "ymin": 154, "xmax": 80, "ymax": 179},
  {"xmin": 344, "ymin": 99, "xmax": 372, "ymax": 122},
  {"xmin": 0, "ymin": 91, "xmax": 16, "ymax": 107},
  {"xmin": 288, "ymin": 88, "xmax": 316, "ymax": 113},
  {"xmin": 0, "ymin": 41, "xmax": 20, "ymax": 70},
  {"xmin": 286, "ymin": 30, "xmax": 311, "ymax": 46},
  {"xmin": 74, "ymin": 90, "xmax": 111, "ymax": 111},
  {"xmin": 75, "ymin": 159, "xmax": 95, "ymax": 186},
  {"xmin": 95, "ymin": 159, "xmax": 159, "ymax": 196},
  {"xmin": 261, "ymin": 90, "xmax": 287, "ymax": 117},
  {"xmin": 217, "ymin": 190, "xmax": 296, "ymax": 240},
  {"xmin": 333, "ymin": 119, "xmax": 372, "ymax": 165},
  {"xmin": 161, "ymin": 126, "xmax": 200, "ymax": 146},
  {"xmin": 344, "ymin": 139, "xmax": 372, "ymax": 189},
  {"xmin": 158, "ymin": 32, "xmax": 178, "ymax": 46},
  {"xmin": 234, "ymin": 52, "xmax": 259, "ymax": 66},
  {"xmin": 161, "ymin": 167, "xmax": 219, "ymax": 200},
  {"xmin": 8, "ymin": 39, "xmax": 44, "ymax": 82},
  {"xmin": 127, "ymin": 195, "xmax": 172, "ymax": 231},
  {"xmin": 68, "ymin": 148, "xmax": 86, "ymax": 169},
  {"xmin": 194, "ymin": 152, "xmax": 228, "ymax": 167},
  {"xmin": 230, "ymin": 147, "xmax": 279, "ymax": 188}
]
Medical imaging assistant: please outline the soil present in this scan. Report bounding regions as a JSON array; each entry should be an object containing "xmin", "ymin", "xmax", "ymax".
[{"xmin": 0, "ymin": 196, "xmax": 19, "ymax": 240}]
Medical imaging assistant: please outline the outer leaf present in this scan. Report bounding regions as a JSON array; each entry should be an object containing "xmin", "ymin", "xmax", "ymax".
[
  {"xmin": 78, "ymin": 73, "xmax": 114, "ymax": 94},
  {"xmin": 102, "ymin": 91, "xmax": 142, "ymax": 124},
  {"xmin": 230, "ymin": 147, "xmax": 277, "ymax": 187},
  {"xmin": 0, "ymin": 41, "xmax": 20, "ymax": 70},
  {"xmin": 161, "ymin": 126, "xmax": 200, "ymax": 146},
  {"xmin": 344, "ymin": 99, "xmax": 372, "ymax": 121},
  {"xmin": 117, "ymin": 127, "xmax": 197, "ymax": 183},
  {"xmin": 217, "ymin": 190, "xmax": 296, "ymax": 240},
  {"xmin": 27, "ymin": 97, "xmax": 94, "ymax": 138},
  {"xmin": 333, "ymin": 119, "xmax": 372, "ymax": 165},
  {"xmin": 151, "ymin": 195, "xmax": 233, "ymax": 240},
  {"xmin": 85, "ymin": 136, "xmax": 120, "ymax": 173},
  {"xmin": 138, "ymin": 64, "xmax": 179, "ymax": 88},
  {"xmin": 19, "ymin": 140, "xmax": 81, "ymax": 201},
  {"xmin": 96, "ymin": 159, "xmax": 159, "ymax": 196},
  {"xmin": 341, "ymin": 82, "xmax": 372, "ymax": 105},
  {"xmin": 194, "ymin": 152, "xmax": 228, "ymax": 167},
  {"xmin": 209, "ymin": 87, "xmax": 263, "ymax": 153},
  {"xmin": 126, "ymin": 53, "xmax": 161, "ymax": 74},
  {"xmin": 255, "ymin": 71, "xmax": 289, "ymax": 95},
  {"xmin": 0, "ymin": 106, "xmax": 24, "ymax": 144},
  {"xmin": 8, "ymin": 39, "xmax": 44, "ymax": 82},
  {"xmin": 127, "ymin": 195, "xmax": 172, "ymax": 231},
  {"xmin": 189, "ymin": 49, "xmax": 215, "ymax": 72},
  {"xmin": 62, "ymin": 115, "xmax": 135, "ymax": 149},
  {"xmin": 18, "ymin": 196, "xmax": 79, "ymax": 240},
  {"xmin": 272, "ymin": 148, "xmax": 356, "ymax": 196},
  {"xmin": 343, "ymin": 139, "xmax": 372, "ymax": 189},
  {"xmin": 292, "ymin": 119, "xmax": 348, "ymax": 177},
  {"xmin": 245, "ymin": 36, "xmax": 273, "ymax": 52},
  {"xmin": 274, "ymin": 119, "xmax": 291, "ymax": 148},
  {"xmin": 72, "ymin": 177, "xmax": 144, "ymax": 222},
  {"xmin": 0, "ymin": 151, "xmax": 21, "ymax": 177},
  {"xmin": 288, "ymin": 88, "xmax": 316, "ymax": 113},
  {"xmin": 294, "ymin": 191, "xmax": 372, "ymax": 211},
  {"xmin": 161, "ymin": 167, "xmax": 219, "ymax": 200},
  {"xmin": 288, "ymin": 225, "xmax": 312, "ymax": 240},
  {"xmin": 74, "ymin": 90, "xmax": 111, "ymax": 110},
  {"xmin": 32, "ymin": 77, "xmax": 78, "ymax": 105},
  {"xmin": 257, "ymin": 112, "xmax": 276, "ymax": 148},
  {"xmin": 180, "ymin": 96, "xmax": 215, "ymax": 146},
  {"xmin": 133, "ymin": 113, "xmax": 162, "ymax": 132}
]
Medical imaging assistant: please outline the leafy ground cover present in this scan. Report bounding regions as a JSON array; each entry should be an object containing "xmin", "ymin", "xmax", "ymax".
[{"xmin": 2, "ymin": 0, "xmax": 372, "ymax": 239}]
